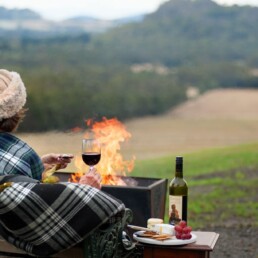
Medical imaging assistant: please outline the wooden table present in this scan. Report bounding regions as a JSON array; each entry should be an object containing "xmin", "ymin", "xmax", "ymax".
[
  {"xmin": 140, "ymin": 231, "xmax": 219, "ymax": 258},
  {"xmin": 0, "ymin": 231, "xmax": 218, "ymax": 258}
]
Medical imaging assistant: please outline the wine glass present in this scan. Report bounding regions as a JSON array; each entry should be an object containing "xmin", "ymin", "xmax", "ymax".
[{"xmin": 82, "ymin": 138, "xmax": 101, "ymax": 171}]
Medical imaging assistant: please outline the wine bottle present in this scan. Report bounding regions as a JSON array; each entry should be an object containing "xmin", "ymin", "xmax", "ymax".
[{"xmin": 169, "ymin": 156, "xmax": 188, "ymax": 225}]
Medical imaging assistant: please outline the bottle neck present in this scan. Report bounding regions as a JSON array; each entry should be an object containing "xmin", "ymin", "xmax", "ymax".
[{"xmin": 175, "ymin": 162, "xmax": 183, "ymax": 178}]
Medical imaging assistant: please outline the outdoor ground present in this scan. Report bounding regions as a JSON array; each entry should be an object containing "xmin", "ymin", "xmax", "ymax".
[
  {"xmin": 191, "ymin": 167, "xmax": 258, "ymax": 258},
  {"xmin": 18, "ymin": 88, "xmax": 258, "ymax": 258},
  {"xmin": 211, "ymin": 224, "xmax": 258, "ymax": 257}
]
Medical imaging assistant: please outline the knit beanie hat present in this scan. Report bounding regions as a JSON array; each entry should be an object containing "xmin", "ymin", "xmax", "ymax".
[{"xmin": 0, "ymin": 69, "xmax": 27, "ymax": 120}]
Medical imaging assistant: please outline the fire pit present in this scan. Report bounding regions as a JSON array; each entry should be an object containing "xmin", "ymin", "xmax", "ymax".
[{"xmin": 57, "ymin": 172, "xmax": 167, "ymax": 227}]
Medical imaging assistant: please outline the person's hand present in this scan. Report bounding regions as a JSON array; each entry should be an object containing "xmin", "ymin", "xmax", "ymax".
[
  {"xmin": 79, "ymin": 167, "xmax": 102, "ymax": 189},
  {"xmin": 41, "ymin": 153, "xmax": 74, "ymax": 171}
]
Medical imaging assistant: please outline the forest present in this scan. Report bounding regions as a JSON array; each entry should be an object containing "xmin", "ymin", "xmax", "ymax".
[{"xmin": 1, "ymin": 0, "xmax": 258, "ymax": 131}]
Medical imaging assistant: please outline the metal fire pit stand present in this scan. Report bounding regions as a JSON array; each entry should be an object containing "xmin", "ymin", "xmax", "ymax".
[{"xmin": 83, "ymin": 208, "xmax": 143, "ymax": 258}]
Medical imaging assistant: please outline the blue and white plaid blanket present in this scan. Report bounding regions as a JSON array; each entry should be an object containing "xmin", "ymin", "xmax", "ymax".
[{"xmin": 0, "ymin": 180, "xmax": 125, "ymax": 256}]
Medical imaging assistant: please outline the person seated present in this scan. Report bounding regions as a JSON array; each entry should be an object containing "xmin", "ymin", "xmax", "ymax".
[
  {"xmin": 0, "ymin": 69, "xmax": 125, "ymax": 257},
  {"xmin": 0, "ymin": 69, "xmax": 101, "ymax": 188}
]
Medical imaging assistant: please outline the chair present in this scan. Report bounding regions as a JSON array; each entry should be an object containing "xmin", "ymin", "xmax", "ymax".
[{"xmin": 83, "ymin": 208, "xmax": 140, "ymax": 258}]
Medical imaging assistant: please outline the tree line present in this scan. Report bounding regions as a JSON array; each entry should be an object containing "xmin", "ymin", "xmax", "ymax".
[{"xmin": 1, "ymin": 0, "xmax": 258, "ymax": 131}]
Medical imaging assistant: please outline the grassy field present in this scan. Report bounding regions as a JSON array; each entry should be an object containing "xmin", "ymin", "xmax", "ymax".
[{"xmin": 131, "ymin": 143, "xmax": 258, "ymax": 229}]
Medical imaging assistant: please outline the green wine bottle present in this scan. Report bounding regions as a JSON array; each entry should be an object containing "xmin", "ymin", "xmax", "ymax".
[{"xmin": 169, "ymin": 156, "xmax": 188, "ymax": 225}]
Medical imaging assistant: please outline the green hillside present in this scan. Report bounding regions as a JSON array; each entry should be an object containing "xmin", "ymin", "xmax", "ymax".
[
  {"xmin": 1, "ymin": 0, "xmax": 258, "ymax": 131},
  {"xmin": 89, "ymin": 0, "xmax": 258, "ymax": 67}
]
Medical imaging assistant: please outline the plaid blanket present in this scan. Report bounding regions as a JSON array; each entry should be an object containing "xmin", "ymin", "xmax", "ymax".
[{"xmin": 0, "ymin": 181, "xmax": 125, "ymax": 256}]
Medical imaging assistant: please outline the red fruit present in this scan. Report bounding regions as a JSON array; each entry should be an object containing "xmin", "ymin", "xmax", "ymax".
[
  {"xmin": 175, "ymin": 225, "xmax": 183, "ymax": 233},
  {"xmin": 183, "ymin": 226, "xmax": 192, "ymax": 234},
  {"xmin": 185, "ymin": 233, "xmax": 192, "ymax": 239},
  {"xmin": 175, "ymin": 232, "xmax": 182, "ymax": 239},
  {"xmin": 179, "ymin": 220, "xmax": 187, "ymax": 228},
  {"xmin": 181, "ymin": 233, "xmax": 187, "ymax": 240}
]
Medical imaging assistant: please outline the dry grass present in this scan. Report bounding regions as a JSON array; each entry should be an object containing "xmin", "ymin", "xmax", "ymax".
[
  {"xmin": 18, "ymin": 88, "xmax": 258, "ymax": 172},
  {"xmin": 170, "ymin": 88, "xmax": 258, "ymax": 119}
]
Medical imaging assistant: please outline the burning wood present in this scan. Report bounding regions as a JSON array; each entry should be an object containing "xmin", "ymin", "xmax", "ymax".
[{"xmin": 101, "ymin": 174, "xmax": 126, "ymax": 186}]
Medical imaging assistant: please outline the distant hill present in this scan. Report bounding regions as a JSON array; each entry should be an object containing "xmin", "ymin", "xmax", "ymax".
[
  {"xmin": 0, "ymin": 6, "xmax": 144, "ymax": 34},
  {"xmin": 89, "ymin": 0, "xmax": 258, "ymax": 68},
  {"xmin": 0, "ymin": 6, "xmax": 41, "ymax": 20},
  {"xmin": 65, "ymin": 14, "xmax": 144, "ymax": 24},
  {"xmin": 113, "ymin": 15, "xmax": 145, "ymax": 24},
  {"xmin": 1, "ymin": 0, "xmax": 258, "ymax": 132}
]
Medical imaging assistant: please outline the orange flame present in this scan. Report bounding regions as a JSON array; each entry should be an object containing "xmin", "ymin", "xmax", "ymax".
[{"xmin": 72, "ymin": 117, "xmax": 135, "ymax": 185}]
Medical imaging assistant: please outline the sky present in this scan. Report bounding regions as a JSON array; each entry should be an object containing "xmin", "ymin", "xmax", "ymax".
[{"xmin": 0, "ymin": 0, "xmax": 258, "ymax": 21}]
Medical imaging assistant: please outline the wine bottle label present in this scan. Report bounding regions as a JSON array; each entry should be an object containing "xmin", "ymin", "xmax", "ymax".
[{"xmin": 169, "ymin": 195, "xmax": 187, "ymax": 225}]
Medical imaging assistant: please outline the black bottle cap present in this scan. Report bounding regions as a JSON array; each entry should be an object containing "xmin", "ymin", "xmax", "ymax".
[{"xmin": 176, "ymin": 156, "xmax": 183, "ymax": 164}]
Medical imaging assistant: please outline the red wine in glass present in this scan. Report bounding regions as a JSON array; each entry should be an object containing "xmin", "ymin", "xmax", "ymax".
[
  {"xmin": 82, "ymin": 139, "xmax": 101, "ymax": 171},
  {"xmin": 82, "ymin": 152, "xmax": 101, "ymax": 166}
]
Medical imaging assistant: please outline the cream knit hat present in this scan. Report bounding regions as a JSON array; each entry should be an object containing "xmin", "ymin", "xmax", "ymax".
[{"xmin": 0, "ymin": 69, "xmax": 27, "ymax": 120}]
